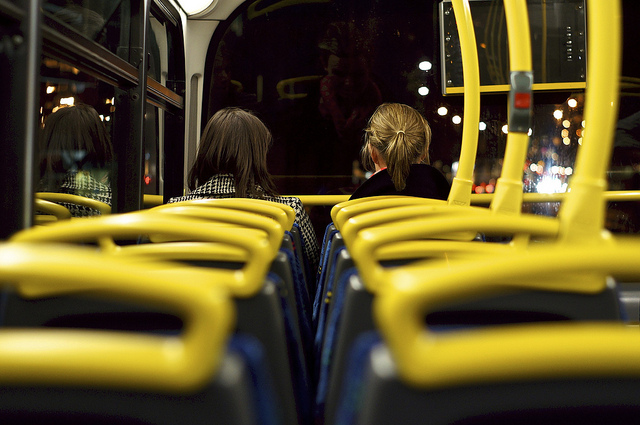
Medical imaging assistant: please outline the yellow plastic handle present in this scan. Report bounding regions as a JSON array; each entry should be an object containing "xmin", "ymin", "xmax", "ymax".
[
  {"xmin": 36, "ymin": 192, "xmax": 111, "ymax": 215},
  {"xmin": 333, "ymin": 196, "xmax": 448, "ymax": 231},
  {"xmin": 119, "ymin": 241, "xmax": 248, "ymax": 263},
  {"xmin": 375, "ymin": 237, "xmax": 638, "ymax": 389},
  {"xmin": 163, "ymin": 198, "xmax": 295, "ymax": 231},
  {"xmin": 11, "ymin": 212, "xmax": 274, "ymax": 297},
  {"xmin": 148, "ymin": 205, "xmax": 284, "ymax": 253},
  {"xmin": 330, "ymin": 196, "xmax": 406, "ymax": 225},
  {"xmin": 34, "ymin": 198, "xmax": 72, "ymax": 221},
  {"xmin": 0, "ymin": 242, "xmax": 234, "ymax": 393},
  {"xmin": 339, "ymin": 204, "xmax": 488, "ymax": 247},
  {"xmin": 351, "ymin": 213, "xmax": 559, "ymax": 292},
  {"xmin": 374, "ymin": 239, "xmax": 515, "ymax": 262}
]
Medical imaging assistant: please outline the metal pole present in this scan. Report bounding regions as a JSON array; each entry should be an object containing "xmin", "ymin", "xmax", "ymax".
[{"xmin": 0, "ymin": 0, "xmax": 42, "ymax": 239}]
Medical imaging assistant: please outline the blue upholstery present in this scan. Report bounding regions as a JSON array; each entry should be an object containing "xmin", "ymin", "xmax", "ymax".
[
  {"xmin": 315, "ymin": 267, "xmax": 359, "ymax": 424},
  {"xmin": 332, "ymin": 331, "xmax": 382, "ymax": 425},
  {"xmin": 268, "ymin": 271, "xmax": 312, "ymax": 424}
]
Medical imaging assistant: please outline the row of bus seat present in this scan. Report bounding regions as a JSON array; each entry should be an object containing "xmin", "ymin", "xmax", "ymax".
[
  {"xmin": 4, "ymin": 0, "xmax": 633, "ymax": 423},
  {"xmin": 1, "ymin": 196, "xmax": 320, "ymax": 425},
  {"xmin": 309, "ymin": 0, "xmax": 636, "ymax": 423}
]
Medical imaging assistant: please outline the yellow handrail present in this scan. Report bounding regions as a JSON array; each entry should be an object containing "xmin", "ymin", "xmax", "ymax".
[
  {"xmin": 487, "ymin": 0, "xmax": 532, "ymax": 215},
  {"xmin": 0, "ymin": 242, "xmax": 234, "ymax": 393},
  {"xmin": 351, "ymin": 213, "xmax": 559, "ymax": 291},
  {"xmin": 34, "ymin": 198, "xmax": 72, "ymax": 222},
  {"xmin": 164, "ymin": 198, "xmax": 296, "ymax": 231},
  {"xmin": 375, "ymin": 238, "xmax": 638, "ymax": 389},
  {"xmin": 331, "ymin": 195, "xmax": 413, "ymax": 229},
  {"xmin": 10, "ymin": 212, "xmax": 274, "ymax": 297},
  {"xmin": 290, "ymin": 191, "xmax": 640, "ymax": 208},
  {"xmin": 36, "ymin": 192, "xmax": 111, "ymax": 215},
  {"xmin": 448, "ymin": 0, "xmax": 481, "ymax": 207},
  {"xmin": 148, "ymin": 205, "xmax": 285, "ymax": 253},
  {"xmin": 557, "ymin": 0, "xmax": 622, "ymax": 245}
]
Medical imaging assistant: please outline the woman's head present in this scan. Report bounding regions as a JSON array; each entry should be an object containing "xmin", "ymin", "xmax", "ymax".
[
  {"xmin": 40, "ymin": 104, "xmax": 113, "ymax": 187},
  {"xmin": 362, "ymin": 103, "xmax": 432, "ymax": 191},
  {"xmin": 188, "ymin": 107, "xmax": 278, "ymax": 197}
]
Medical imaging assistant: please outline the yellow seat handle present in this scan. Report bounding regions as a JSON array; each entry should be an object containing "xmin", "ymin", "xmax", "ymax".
[
  {"xmin": 36, "ymin": 192, "xmax": 111, "ymax": 215},
  {"xmin": 375, "ymin": 238, "xmax": 637, "ymax": 389},
  {"xmin": 148, "ymin": 205, "xmax": 284, "ymax": 253},
  {"xmin": 164, "ymin": 198, "xmax": 295, "ymax": 231},
  {"xmin": 351, "ymin": 213, "xmax": 559, "ymax": 292},
  {"xmin": 333, "ymin": 196, "xmax": 447, "ymax": 231},
  {"xmin": 330, "ymin": 196, "xmax": 406, "ymax": 225},
  {"xmin": 340, "ymin": 204, "xmax": 489, "ymax": 247},
  {"xmin": 374, "ymin": 239, "xmax": 513, "ymax": 262},
  {"xmin": 0, "ymin": 242, "xmax": 234, "ymax": 393},
  {"xmin": 11, "ymin": 212, "xmax": 274, "ymax": 297},
  {"xmin": 34, "ymin": 198, "xmax": 72, "ymax": 221},
  {"xmin": 119, "ymin": 242, "xmax": 249, "ymax": 263}
]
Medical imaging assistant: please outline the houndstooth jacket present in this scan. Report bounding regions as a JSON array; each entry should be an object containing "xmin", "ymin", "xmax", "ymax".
[
  {"xmin": 41, "ymin": 171, "xmax": 112, "ymax": 217},
  {"xmin": 168, "ymin": 174, "xmax": 319, "ymax": 269}
]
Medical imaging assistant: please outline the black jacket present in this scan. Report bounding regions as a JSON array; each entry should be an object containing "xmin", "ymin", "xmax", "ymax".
[{"xmin": 349, "ymin": 164, "xmax": 450, "ymax": 200}]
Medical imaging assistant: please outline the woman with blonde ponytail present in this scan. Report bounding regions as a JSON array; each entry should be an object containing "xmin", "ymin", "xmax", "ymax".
[{"xmin": 349, "ymin": 103, "xmax": 450, "ymax": 200}]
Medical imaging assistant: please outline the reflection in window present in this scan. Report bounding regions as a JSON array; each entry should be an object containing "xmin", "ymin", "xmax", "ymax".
[
  {"xmin": 39, "ymin": 57, "xmax": 116, "ymax": 216},
  {"xmin": 42, "ymin": 0, "xmax": 128, "ymax": 59}
]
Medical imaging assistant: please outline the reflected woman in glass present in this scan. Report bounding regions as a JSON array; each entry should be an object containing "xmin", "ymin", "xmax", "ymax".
[{"xmin": 39, "ymin": 104, "xmax": 113, "ymax": 216}]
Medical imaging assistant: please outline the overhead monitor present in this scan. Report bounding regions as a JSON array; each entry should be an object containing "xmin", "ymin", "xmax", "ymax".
[{"xmin": 439, "ymin": 0, "xmax": 587, "ymax": 95}]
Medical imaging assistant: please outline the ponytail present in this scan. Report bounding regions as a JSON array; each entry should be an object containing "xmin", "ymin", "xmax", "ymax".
[
  {"xmin": 364, "ymin": 103, "xmax": 433, "ymax": 192},
  {"xmin": 386, "ymin": 131, "xmax": 412, "ymax": 191}
]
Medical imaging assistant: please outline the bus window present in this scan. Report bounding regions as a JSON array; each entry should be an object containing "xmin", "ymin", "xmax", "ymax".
[
  {"xmin": 38, "ymin": 57, "xmax": 117, "ymax": 213},
  {"xmin": 203, "ymin": 0, "xmax": 639, "ymax": 233},
  {"xmin": 42, "ymin": 0, "xmax": 130, "ymax": 60}
]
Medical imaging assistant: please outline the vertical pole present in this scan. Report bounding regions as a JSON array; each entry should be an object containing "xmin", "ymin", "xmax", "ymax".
[
  {"xmin": 112, "ymin": 0, "xmax": 150, "ymax": 213},
  {"xmin": 0, "ymin": 0, "xmax": 42, "ymax": 239}
]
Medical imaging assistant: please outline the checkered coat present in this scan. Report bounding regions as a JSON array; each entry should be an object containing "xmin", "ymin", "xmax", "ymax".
[{"xmin": 168, "ymin": 174, "xmax": 319, "ymax": 269}]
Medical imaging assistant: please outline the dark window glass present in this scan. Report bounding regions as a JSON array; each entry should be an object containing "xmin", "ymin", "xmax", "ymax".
[
  {"xmin": 38, "ymin": 56, "xmax": 116, "ymax": 214},
  {"xmin": 204, "ymin": 0, "xmax": 639, "ymax": 233},
  {"xmin": 42, "ymin": 0, "xmax": 129, "ymax": 60}
]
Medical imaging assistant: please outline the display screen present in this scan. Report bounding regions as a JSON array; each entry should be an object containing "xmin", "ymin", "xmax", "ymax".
[{"xmin": 440, "ymin": 0, "xmax": 587, "ymax": 94}]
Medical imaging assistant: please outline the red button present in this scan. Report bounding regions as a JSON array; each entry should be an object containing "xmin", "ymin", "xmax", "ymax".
[{"xmin": 514, "ymin": 92, "xmax": 531, "ymax": 109}]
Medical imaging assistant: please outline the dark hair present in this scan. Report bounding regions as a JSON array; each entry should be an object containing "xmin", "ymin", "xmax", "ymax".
[
  {"xmin": 39, "ymin": 104, "xmax": 113, "ymax": 190},
  {"xmin": 188, "ymin": 107, "xmax": 279, "ymax": 198},
  {"xmin": 361, "ymin": 103, "xmax": 432, "ymax": 191}
]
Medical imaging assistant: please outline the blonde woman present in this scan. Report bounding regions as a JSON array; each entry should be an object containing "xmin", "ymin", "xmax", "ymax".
[{"xmin": 350, "ymin": 103, "xmax": 450, "ymax": 200}]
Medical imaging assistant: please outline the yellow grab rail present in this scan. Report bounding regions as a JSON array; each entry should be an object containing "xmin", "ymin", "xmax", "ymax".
[
  {"xmin": 10, "ymin": 212, "xmax": 274, "ymax": 297},
  {"xmin": 488, "ymin": 0, "xmax": 533, "ymax": 215},
  {"xmin": 557, "ymin": 0, "xmax": 622, "ymax": 245},
  {"xmin": 447, "ymin": 0, "xmax": 481, "ymax": 207},
  {"xmin": 0, "ymin": 242, "xmax": 234, "ymax": 393},
  {"xmin": 330, "ymin": 196, "xmax": 405, "ymax": 226},
  {"xmin": 339, "ymin": 202, "xmax": 487, "ymax": 246},
  {"xmin": 374, "ymin": 238, "xmax": 514, "ymax": 262},
  {"xmin": 375, "ymin": 238, "xmax": 638, "ymax": 389},
  {"xmin": 148, "ymin": 205, "xmax": 285, "ymax": 253},
  {"xmin": 117, "ymin": 242, "xmax": 248, "ymax": 263},
  {"xmin": 350, "ymin": 213, "xmax": 560, "ymax": 292},
  {"xmin": 34, "ymin": 198, "xmax": 72, "ymax": 222},
  {"xmin": 36, "ymin": 192, "xmax": 111, "ymax": 215},
  {"xmin": 163, "ymin": 198, "xmax": 296, "ymax": 231}
]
